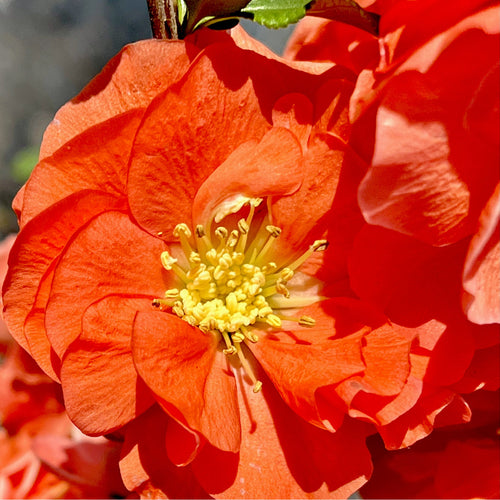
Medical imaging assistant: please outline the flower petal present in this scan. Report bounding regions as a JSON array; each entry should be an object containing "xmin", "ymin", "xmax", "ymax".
[
  {"xmin": 45, "ymin": 211, "xmax": 169, "ymax": 358},
  {"xmin": 61, "ymin": 296, "xmax": 155, "ymax": 435},
  {"xmin": 127, "ymin": 46, "xmax": 273, "ymax": 240},
  {"xmin": 192, "ymin": 127, "xmax": 303, "ymax": 226},
  {"xmin": 40, "ymin": 40, "xmax": 197, "ymax": 160},
  {"xmin": 3, "ymin": 191, "xmax": 126, "ymax": 374},
  {"xmin": 462, "ymin": 183, "xmax": 500, "ymax": 324},
  {"xmin": 20, "ymin": 110, "xmax": 142, "ymax": 228},
  {"xmin": 249, "ymin": 298, "xmax": 369, "ymax": 430},
  {"xmin": 119, "ymin": 405, "xmax": 208, "ymax": 499},
  {"xmin": 349, "ymin": 224, "xmax": 469, "ymax": 324},
  {"xmin": 191, "ymin": 365, "xmax": 373, "ymax": 498},
  {"xmin": 132, "ymin": 310, "xmax": 240, "ymax": 453},
  {"xmin": 273, "ymin": 133, "xmax": 366, "ymax": 258}
]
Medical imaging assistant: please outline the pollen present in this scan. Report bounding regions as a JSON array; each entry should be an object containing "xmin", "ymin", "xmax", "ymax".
[{"xmin": 153, "ymin": 197, "xmax": 327, "ymax": 393}]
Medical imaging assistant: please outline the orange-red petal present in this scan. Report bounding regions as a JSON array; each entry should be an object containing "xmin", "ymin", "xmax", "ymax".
[
  {"xmin": 20, "ymin": 110, "xmax": 142, "ymax": 228},
  {"xmin": 132, "ymin": 311, "xmax": 240, "ymax": 453},
  {"xmin": 40, "ymin": 39, "xmax": 198, "ymax": 160},
  {"xmin": 45, "ymin": 211, "xmax": 169, "ymax": 358},
  {"xmin": 60, "ymin": 296, "xmax": 155, "ymax": 435},
  {"xmin": 191, "ymin": 364, "xmax": 373, "ymax": 498},
  {"xmin": 192, "ymin": 127, "xmax": 303, "ymax": 226},
  {"xmin": 3, "ymin": 191, "xmax": 126, "ymax": 375},
  {"xmin": 462, "ymin": 183, "xmax": 500, "ymax": 324}
]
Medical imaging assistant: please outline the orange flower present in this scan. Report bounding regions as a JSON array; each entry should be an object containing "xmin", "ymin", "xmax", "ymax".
[
  {"xmin": 284, "ymin": 0, "xmax": 500, "ymax": 449},
  {"xmin": 360, "ymin": 390, "xmax": 500, "ymax": 499},
  {"xmin": 1, "ymin": 236, "xmax": 128, "ymax": 499},
  {"xmin": 2, "ymin": 29, "xmax": 381, "ymax": 498},
  {"xmin": 5, "ymin": 25, "xmax": 490, "ymax": 497}
]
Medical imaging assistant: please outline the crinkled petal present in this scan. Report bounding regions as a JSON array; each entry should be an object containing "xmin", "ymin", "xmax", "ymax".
[
  {"xmin": 462, "ymin": 183, "xmax": 500, "ymax": 324},
  {"xmin": 273, "ymin": 134, "xmax": 366, "ymax": 259},
  {"xmin": 191, "ymin": 365, "xmax": 373, "ymax": 499},
  {"xmin": 127, "ymin": 45, "xmax": 274, "ymax": 240},
  {"xmin": 192, "ymin": 127, "xmax": 303, "ymax": 226},
  {"xmin": 249, "ymin": 299, "xmax": 372, "ymax": 430},
  {"xmin": 132, "ymin": 311, "xmax": 240, "ymax": 453},
  {"xmin": 378, "ymin": 389, "xmax": 470, "ymax": 449},
  {"xmin": 2, "ymin": 191, "xmax": 125, "ymax": 376},
  {"xmin": 40, "ymin": 40, "xmax": 198, "ymax": 160},
  {"xmin": 20, "ymin": 110, "xmax": 142, "ymax": 228},
  {"xmin": 272, "ymin": 93, "xmax": 313, "ymax": 151},
  {"xmin": 119, "ymin": 405, "xmax": 208, "ymax": 499},
  {"xmin": 61, "ymin": 296, "xmax": 155, "ymax": 435},
  {"xmin": 45, "ymin": 211, "xmax": 169, "ymax": 358},
  {"xmin": 284, "ymin": 17, "xmax": 378, "ymax": 75}
]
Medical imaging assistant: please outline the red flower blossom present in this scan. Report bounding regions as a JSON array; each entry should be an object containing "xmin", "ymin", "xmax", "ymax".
[
  {"xmin": 3, "ymin": 29, "xmax": 386, "ymax": 498},
  {"xmin": 1, "ymin": 25, "xmax": 458, "ymax": 497},
  {"xmin": 284, "ymin": 0, "xmax": 500, "ymax": 450},
  {"xmin": 360, "ymin": 390, "xmax": 500, "ymax": 499}
]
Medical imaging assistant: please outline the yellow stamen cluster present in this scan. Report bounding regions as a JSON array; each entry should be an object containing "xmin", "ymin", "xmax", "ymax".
[{"xmin": 153, "ymin": 199, "xmax": 327, "ymax": 393}]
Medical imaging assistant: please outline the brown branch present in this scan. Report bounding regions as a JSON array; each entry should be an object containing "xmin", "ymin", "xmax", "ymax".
[{"xmin": 146, "ymin": 0, "xmax": 179, "ymax": 39}]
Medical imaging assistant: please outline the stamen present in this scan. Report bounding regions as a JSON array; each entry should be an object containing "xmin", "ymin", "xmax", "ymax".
[
  {"xmin": 195, "ymin": 224, "xmax": 214, "ymax": 257},
  {"xmin": 154, "ymin": 198, "xmax": 328, "ymax": 397},
  {"xmin": 236, "ymin": 218, "xmax": 250, "ymax": 253},
  {"xmin": 161, "ymin": 251, "xmax": 188, "ymax": 282},
  {"xmin": 286, "ymin": 239, "xmax": 328, "ymax": 272},
  {"xmin": 234, "ymin": 342, "xmax": 262, "ymax": 393},
  {"xmin": 252, "ymin": 225, "xmax": 281, "ymax": 265},
  {"xmin": 160, "ymin": 251, "xmax": 177, "ymax": 270},
  {"xmin": 164, "ymin": 288, "xmax": 180, "ymax": 299},
  {"xmin": 221, "ymin": 331, "xmax": 237, "ymax": 355},
  {"xmin": 174, "ymin": 223, "xmax": 195, "ymax": 258},
  {"xmin": 299, "ymin": 315, "xmax": 316, "ymax": 327},
  {"xmin": 264, "ymin": 314, "xmax": 282, "ymax": 328},
  {"xmin": 152, "ymin": 298, "xmax": 173, "ymax": 310}
]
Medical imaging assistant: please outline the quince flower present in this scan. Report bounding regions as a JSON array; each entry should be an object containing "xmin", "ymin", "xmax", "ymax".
[{"xmin": 1, "ymin": 28, "xmax": 440, "ymax": 497}]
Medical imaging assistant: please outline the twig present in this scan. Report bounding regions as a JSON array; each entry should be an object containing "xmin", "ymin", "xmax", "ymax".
[{"xmin": 146, "ymin": 0, "xmax": 179, "ymax": 39}]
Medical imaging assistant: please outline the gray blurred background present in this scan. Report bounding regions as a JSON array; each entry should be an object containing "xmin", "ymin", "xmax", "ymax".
[{"xmin": 0, "ymin": 0, "xmax": 293, "ymax": 238}]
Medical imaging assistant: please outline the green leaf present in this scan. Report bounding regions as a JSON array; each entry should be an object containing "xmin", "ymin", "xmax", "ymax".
[
  {"xmin": 11, "ymin": 147, "xmax": 38, "ymax": 183},
  {"xmin": 178, "ymin": 0, "xmax": 188, "ymax": 26},
  {"xmin": 241, "ymin": 0, "xmax": 310, "ymax": 29}
]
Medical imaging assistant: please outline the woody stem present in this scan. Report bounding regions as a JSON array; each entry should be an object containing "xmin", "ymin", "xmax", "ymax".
[{"xmin": 146, "ymin": 0, "xmax": 179, "ymax": 39}]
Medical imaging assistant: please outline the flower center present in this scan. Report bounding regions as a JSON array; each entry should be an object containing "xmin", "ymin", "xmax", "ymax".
[{"xmin": 153, "ymin": 198, "xmax": 327, "ymax": 393}]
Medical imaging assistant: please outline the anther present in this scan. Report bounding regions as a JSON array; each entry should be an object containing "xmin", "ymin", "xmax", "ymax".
[
  {"xmin": 174, "ymin": 223, "xmax": 192, "ymax": 239},
  {"xmin": 266, "ymin": 225, "xmax": 281, "ymax": 238},
  {"xmin": 152, "ymin": 298, "xmax": 171, "ymax": 310},
  {"xmin": 299, "ymin": 316, "xmax": 316, "ymax": 327},
  {"xmin": 280, "ymin": 268, "xmax": 294, "ymax": 282},
  {"xmin": 253, "ymin": 381, "xmax": 263, "ymax": 393},
  {"xmin": 195, "ymin": 225, "xmax": 205, "ymax": 238},
  {"xmin": 312, "ymin": 239, "xmax": 329, "ymax": 252},
  {"xmin": 189, "ymin": 252, "xmax": 201, "ymax": 265},
  {"xmin": 238, "ymin": 219, "xmax": 249, "ymax": 234},
  {"xmin": 164, "ymin": 288, "xmax": 180, "ymax": 299},
  {"xmin": 265, "ymin": 314, "xmax": 282, "ymax": 328},
  {"xmin": 215, "ymin": 227, "xmax": 228, "ymax": 239},
  {"xmin": 262, "ymin": 262, "xmax": 277, "ymax": 274},
  {"xmin": 161, "ymin": 251, "xmax": 177, "ymax": 270},
  {"xmin": 232, "ymin": 332, "xmax": 245, "ymax": 343},
  {"xmin": 276, "ymin": 279, "xmax": 290, "ymax": 298},
  {"xmin": 227, "ymin": 230, "xmax": 239, "ymax": 248}
]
